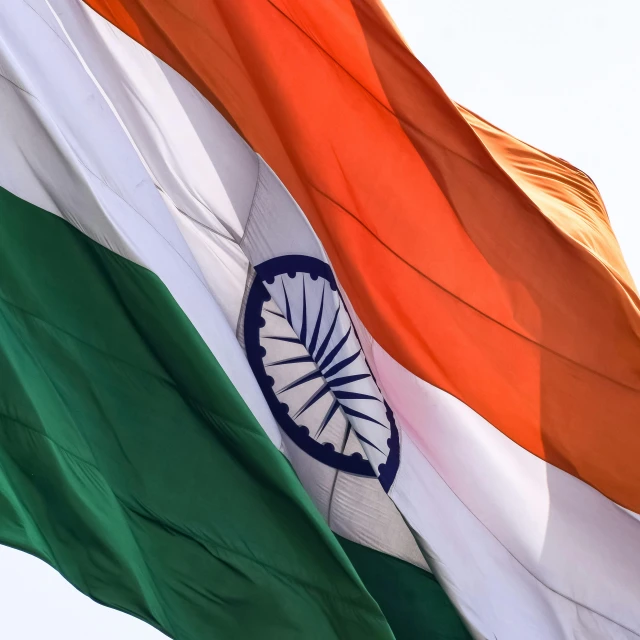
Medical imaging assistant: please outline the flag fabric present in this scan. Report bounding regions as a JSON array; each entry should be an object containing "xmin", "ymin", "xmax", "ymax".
[
  {"xmin": 0, "ymin": 2, "xmax": 399, "ymax": 639},
  {"xmin": 0, "ymin": 1, "xmax": 467, "ymax": 638},
  {"xmin": 1, "ymin": 1, "xmax": 639, "ymax": 639}
]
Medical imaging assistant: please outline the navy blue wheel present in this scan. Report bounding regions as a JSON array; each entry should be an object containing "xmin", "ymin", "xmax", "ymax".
[{"xmin": 244, "ymin": 255, "xmax": 399, "ymax": 492}]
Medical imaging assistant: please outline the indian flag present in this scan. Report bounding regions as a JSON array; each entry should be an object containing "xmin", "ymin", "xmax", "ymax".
[{"xmin": 1, "ymin": 1, "xmax": 638, "ymax": 639}]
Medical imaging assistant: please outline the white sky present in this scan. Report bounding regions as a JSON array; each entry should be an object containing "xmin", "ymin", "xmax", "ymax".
[{"xmin": 1, "ymin": 1, "xmax": 638, "ymax": 637}]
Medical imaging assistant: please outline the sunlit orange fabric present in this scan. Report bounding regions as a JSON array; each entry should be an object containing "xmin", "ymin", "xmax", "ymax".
[
  {"xmin": 85, "ymin": 0, "xmax": 640, "ymax": 510},
  {"xmin": 460, "ymin": 105, "xmax": 636, "ymax": 291}
]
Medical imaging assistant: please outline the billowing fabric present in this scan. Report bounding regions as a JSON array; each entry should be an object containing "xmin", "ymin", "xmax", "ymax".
[
  {"xmin": 0, "ymin": 1, "xmax": 468, "ymax": 638},
  {"xmin": 2, "ymin": 0, "xmax": 639, "ymax": 638},
  {"xmin": 83, "ymin": 0, "xmax": 640, "ymax": 518},
  {"xmin": 459, "ymin": 105, "xmax": 635, "ymax": 290},
  {"xmin": 0, "ymin": 1, "xmax": 398, "ymax": 638},
  {"xmin": 58, "ymin": 4, "xmax": 640, "ymax": 635}
]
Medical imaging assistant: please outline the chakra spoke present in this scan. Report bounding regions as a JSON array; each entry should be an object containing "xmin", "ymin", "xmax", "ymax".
[
  {"xmin": 323, "ymin": 349, "xmax": 361, "ymax": 379},
  {"xmin": 264, "ymin": 308, "xmax": 285, "ymax": 319},
  {"xmin": 263, "ymin": 335, "xmax": 301, "ymax": 345},
  {"xmin": 314, "ymin": 302, "xmax": 340, "ymax": 361},
  {"xmin": 328, "ymin": 373, "xmax": 371, "ymax": 388},
  {"xmin": 300, "ymin": 276, "xmax": 308, "ymax": 346},
  {"xmin": 307, "ymin": 283, "xmax": 325, "ymax": 356},
  {"xmin": 333, "ymin": 390, "xmax": 381, "ymax": 402},
  {"xmin": 354, "ymin": 431, "xmax": 384, "ymax": 454},
  {"xmin": 281, "ymin": 278, "xmax": 292, "ymax": 325},
  {"xmin": 318, "ymin": 326, "xmax": 351, "ymax": 371},
  {"xmin": 293, "ymin": 383, "xmax": 331, "ymax": 419},
  {"xmin": 266, "ymin": 355, "xmax": 314, "ymax": 367},
  {"xmin": 342, "ymin": 405, "xmax": 389, "ymax": 429},
  {"xmin": 276, "ymin": 369, "xmax": 323, "ymax": 394},
  {"xmin": 315, "ymin": 399, "xmax": 341, "ymax": 438}
]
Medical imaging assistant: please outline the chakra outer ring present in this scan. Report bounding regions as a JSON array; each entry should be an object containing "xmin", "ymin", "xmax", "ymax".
[{"xmin": 243, "ymin": 254, "xmax": 400, "ymax": 492}]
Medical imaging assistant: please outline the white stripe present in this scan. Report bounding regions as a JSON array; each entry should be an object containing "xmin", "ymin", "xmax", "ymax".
[
  {"xmin": 363, "ymin": 336, "xmax": 640, "ymax": 638},
  {"xmin": 0, "ymin": 0, "xmax": 280, "ymax": 446},
  {"xmin": 48, "ymin": 0, "xmax": 257, "ymax": 327},
  {"xmin": 392, "ymin": 437, "xmax": 640, "ymax": 639}
]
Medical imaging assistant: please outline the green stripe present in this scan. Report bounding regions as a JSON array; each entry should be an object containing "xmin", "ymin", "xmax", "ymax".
[
  {"xmin": 0, "ymin": 186, "xmax": 392, "ymax": 640},
  {"xmin": 339, "ymin": 537, "xmax": 471, "ymax": 640}
]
